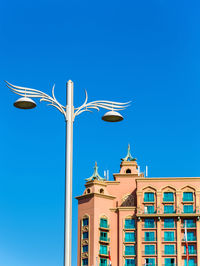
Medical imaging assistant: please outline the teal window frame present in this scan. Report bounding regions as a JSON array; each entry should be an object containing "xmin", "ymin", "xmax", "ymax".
[
  {"xmin": 145, "ymin": 205, "xmax": 155, "ymax": 214},
  {"xmin": 184, "ymin": 258, "xmax": 195, "ymax": 266},
  {"xmin": 165, "ymin": 258, "xmax": 175, "ymax": 266},
  {"xmin": 100, "ymin": 258, "xmax": 107, "ymax": 266},
  {"xmin": 145, "ymin": 258, "xmax": 155, "ymax": 266},
  {"xmin": 125, "ymin": 259, "xmax": 135, "ymax": 266},
  {"xmin": 145, "ymin": 232, "xmax": 155, "ymax": 241},
  {"xmin": 100, "ymin": 231, "xmax": 108, "ymax": 241},
  {"xmin": 125, "ymin": 219, "xmax": 135, "ymax": 229},
  {"xmin": 82, "ymin": 258, "xmax": 88, "ymax": 265},
  {"xmin": 145, "ymin": 245, "xmax": 155, "ymax": 255},
  {"xmin": 184, "ymin": 245, "xmax": 196, "ymax": 254},
  {"xmin": 183, "ymin": 205, "xmax": 194, "ymax": 213},
  {"xmin": 83, "ymin": 218, "xmax": 89, "ymax": 226},
  {"xmin": 144, "ymin": 192, "xmax": 154, "ymax": 202},
  {"xmin": 100, "ymin": 245, "xmax": 108, "ymax": 255},
  {"xmin": 144, "ymin": 218, "xmax": 155, "ymax": 228},
  {"xmin": 82, "ymin": 245, "xmax": 88, "ymax": 253},
  {"xmin": 125, "ymin": 245, "xmax": 136, "ymax": 255},
  {"xmin": 164, "ymin": 231, "xmax": 175, "ymax": 241},
  {"xmin": 164, "ymin": 205, "xmax": 175, "ymax": 214},
  {"xmin": 164, "ymin": 218, "xmax": 174, "ymax": 228},
  {"xmin": 100, "ymin": 218, "xmax": 108, "ymax": 228},
  {"xmin": 183, "ymin": 192, "xmax": 193, "ymax": 202},
  {"xmin": 125, "ymin": 232, "xmax": 135, "ymax": 242},
  {"xmin": 163, "ymin": 192, "xmax": 174, "ymax": 202},
  {"xmin": 83, "ymin": 232, "xmax": 88, "ymax": 239},
  {"xmin": 184, "ymin": 219, "xmax": 196, "ymax": 228},
  {"xmin": 164, "ymin": 245, "xmax": 175, "ymax": 255}
]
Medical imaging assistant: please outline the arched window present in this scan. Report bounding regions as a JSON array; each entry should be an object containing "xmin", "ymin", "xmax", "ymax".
[
  {"xmin": 100, "ymin": 188, "xmax": 104, "ymax": 194},
  {"xmin": 126, "ymin": 169, "xmax": 131, "ymax": 174},
  {"xmin": 87, "ymin": 188, "xmax": 90, "ymax": 194}
]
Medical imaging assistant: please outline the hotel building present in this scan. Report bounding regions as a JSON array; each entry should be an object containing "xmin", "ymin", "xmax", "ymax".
[{"xmin": 76, "ymin": 146, "xmax": 200, "ymax": 266}]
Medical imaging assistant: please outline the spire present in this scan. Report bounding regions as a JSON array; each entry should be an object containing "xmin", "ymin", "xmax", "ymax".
[
  {"xmin": 121, "ymin": 144, "xmax": 136, "ymax": 162},
  {"xmin": 85, "ymin": 162, "xmax": 105, "ymax": 182}
]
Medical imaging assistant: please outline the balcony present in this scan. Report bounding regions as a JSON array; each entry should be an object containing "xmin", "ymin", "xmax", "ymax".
[
  {"xmin": 183, "ymin": 250, "xmax": 197, "ymax": 255},
  {"xmin": 124, "ymin": 251, "xmax": 136, "ymax": 256},
  {"xmin": 99, "ymin": 250, "xmax": 108, "ymax": 256},
  {"xmin": 99, "ymin": 223, "xmax": 110, "ymax": 230},
  {"xmin": 143, "ymin": 237, "xmax": 156, "ymax": 242},
  {"xmin": 162, "ymin": 237, "xmax": 176, "ymax": 242},
  {"xmin": 99, "ymin": 236, "xmax": 110, "ymax": 243},
  {"xmin": 143, "ymin": 250, "xmax": 156, "ymax": 255},
  {"xmin": 182, "ymin": 236, "xmax": 196, "ymax": 241},
  {"xmin": 182, "ymin": 223, "xmax": 196, "ymax": 229},
  {"xmin": 163, "ymin": 250, "xmax": 176, "ymax": 255}
]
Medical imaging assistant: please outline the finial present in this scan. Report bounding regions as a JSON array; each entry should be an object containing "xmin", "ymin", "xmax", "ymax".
[
  {"xmin": 85, "ymin": 162, "xmax": 105, "ymax": 181},
  {"xmin": 121, "ymin": 144, "xmax": 136, "ymax": 161}
]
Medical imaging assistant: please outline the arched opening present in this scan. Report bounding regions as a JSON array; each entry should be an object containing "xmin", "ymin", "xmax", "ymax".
[
  {"xmin": 100, "ymin": 188, "xmax": 104, "ymax": 194},
  {"xmin": 126, "ymin": 169, "xmax": 131, "ymax": 174},
  {"xmin": 87, "ymin": 188, "xmax": 91, "ymax": 194}
]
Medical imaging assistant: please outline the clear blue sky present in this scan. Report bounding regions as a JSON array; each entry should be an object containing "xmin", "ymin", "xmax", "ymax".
[{"xmin": 1, "ymin": 0, "xmax": 200, "ymax": 265}]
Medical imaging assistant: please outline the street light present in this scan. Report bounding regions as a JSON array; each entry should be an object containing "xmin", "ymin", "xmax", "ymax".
[{"xmin": 6, "ymin": 80, "xmax": 130, "ymax": 266}]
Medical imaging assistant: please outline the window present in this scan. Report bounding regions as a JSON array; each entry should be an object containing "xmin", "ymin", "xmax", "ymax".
[
  {"xmin": 145, "ymin": 245, "xmax": 155, "ymax": 255},
  {"xmin": 145, "ymin": 232, "xmax": 155, "ymax": 241},
  {"xmin": 144, "ymin": 205, "xmax": 155, "ymax": 214},
  {"xmin": 100, "ymin": 188, "xmax": 104, "ymax": 194},
  {"xmin": 125, "ymin": 245, "xmax": 135, "ymax": 255},
  {"xmin": 125, "ymin": 232, "xmax": 135, "ymax": 242},
  {"xmin": 164, "ymin": 245, "xmax": 175, "ymax": 255},
  {"xmin": 165, "ymin": 258, "xmax": 175, "ymax": 266},
  {"xmin": 82, "ymin": 258, "xmax": 88, "ymax": 266},
  {"xmin": 163, "ymin": 192, "xmax": 174, "ymax": 202},
  {"xmin": 164, "ymin": 218, "xmax": 174, "ymax": 228},
  {"xmin": 144, "ymin": 192, "xmax": 154, "ymax": 202},
  {"xmin": 183, "ymin": 205, "xmax": 194, "ymax": 213},
  {"xmin": 184, "ymin": 219, "xmax": 196, "ymax": 228},
  {"xmin": 100, "ymin": 245, "xmax": 108, "ymax": 255},
  {"xmin": 164, "ymin": 205, "xmax": 175, "ymax": 214},
  {"xmin": 125, "ymin": 219, "xmax": 135, "ymax": 229},
  {"xmin": 144, "ymin": 218, "xmax": 155, "ymax": 228},
  {"xmin": 83, "ymin": 218, "xmax": 89, "ymax": 226},
  {"xmin": 184, "ymin": 245, "xmax": 196, "ymax": 254},
  {"xmin": 100, "ymin": 231, "xmax": 108, "ymax": 241},
  {"xmin": 183, "ymin": 192, "xmax": 193, "ymax": 202},
  {"xmin": 100, "ymin": 258, "xmax": 107, "ymax": 266},
  {"xmin": 87, "ymin": 188, "xmax": 90, "ymax": 193},
  {"xmin": 82, "ymin": 245, "xmax": 88, "ymax": 253},
  {"xmin": 145, "ymin": 258, "xmax": 155, "ymax": 265},
  {"xmin": 164, "ymin": 232, "xmax": 175, "ymax": 241},
  {"xmin": 187, "ymin": 232, "xmax": 196, "ymax": 241},
  {"xmin": 184, "ymin": 259, "xmax": 195, "ymax": 266},
  {"xmin": 100, "ymin": 218, "xmax": 108, "ymax": 228},
  {"xmin": 83, "ymin": 232, "xmax": 88, "ymax": 239},
  {"xmin": 125, "ymin": 259, "xmax": 135, "ymax": 266},
  {"xmin": 126, "ymin": 169, "xmax": 131, "ymax": 174}
]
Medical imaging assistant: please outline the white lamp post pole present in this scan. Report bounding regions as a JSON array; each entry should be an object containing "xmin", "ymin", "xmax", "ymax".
[{"xmin": 6, "ymin": 79, "xmax": 130, "ymax": 266}]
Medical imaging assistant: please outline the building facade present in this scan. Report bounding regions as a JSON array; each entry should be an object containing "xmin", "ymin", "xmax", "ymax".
[{"xmin": 76, "ymin": 147, "xmax": 200, "ymax": 266}]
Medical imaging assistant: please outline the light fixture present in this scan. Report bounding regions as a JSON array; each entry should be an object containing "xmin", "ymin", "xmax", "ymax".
[
  {"xmin": 102, "ymin": 110, "xmax": 123, "ymax": 122},
  {"xmin": 14, "ymin": 97, "xmax": 37, "ymax": 109}
]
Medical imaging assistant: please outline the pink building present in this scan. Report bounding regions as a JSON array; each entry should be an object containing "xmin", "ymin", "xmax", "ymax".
[{"xmin": 76, "ymin": 146, "xmax": 200, "ymax": 266}]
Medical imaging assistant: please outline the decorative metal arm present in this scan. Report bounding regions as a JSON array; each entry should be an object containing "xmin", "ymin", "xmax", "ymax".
[{"xmin": 6, "ymin": 81, "xmax": 130, "ymax": 121}]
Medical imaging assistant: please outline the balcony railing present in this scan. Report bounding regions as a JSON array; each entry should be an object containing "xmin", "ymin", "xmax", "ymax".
[
  {"xmin": 183, "ymin": 250, "xmax": 197, "ymax": 255},
  {"xmin": 124, "ymin": 251, "xmax": 136, "ymax": 256},
  {"xmin": 182, "ymin": 224, "xmax": 196, "ymax": 228},
  {"xmin": 162, "ymin": 237, "xmax": 176, "ymax": 242},
  {"xmin": 99, "ymin": 250, "xmax": 108, "ymax": 256},
  {"xmin": 124, "ymin": 225, "xmax": 136, "ymax": 229},
  {"xmin": 99, "ymin": 223, "xmax": 110, "ymax": 229},
  {"xmin": 143, "ymin": 250, "xmax": 157, "ymax": 255},
  {"xmin": 143, "ymin": 224, "xmax": 156, "ymax": 229},
  {"xmin": 143, "ymin": 237, "xmax": 156, "ymax": 242},
  {"xmin": 163, "ymin": 250, "xmax": 176, "ymax": 255},
  {"xmin": 182, "ymin": 237, "xmax": 196, "ymax": 241},
  {"xmin": 124, "ymin": 238, "xmax": 136, "ymax": 243},
  {"xmin": 100, "ymin": 236, "xmax": 110, "ymax": 242}
]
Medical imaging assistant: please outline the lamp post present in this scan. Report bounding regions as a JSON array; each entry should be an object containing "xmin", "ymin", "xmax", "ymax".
[{"xmin": 6, "ymin": 80, "xmax": 130, "ymax": 266}]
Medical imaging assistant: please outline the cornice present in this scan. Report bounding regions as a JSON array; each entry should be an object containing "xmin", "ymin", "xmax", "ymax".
[
  {"xmin": 75, "ymin": 192, "xmax": 116, "ymax": 201},
  {"xmin": 136, "ymin": 177, "xmax": 200, "ymax": 182}
]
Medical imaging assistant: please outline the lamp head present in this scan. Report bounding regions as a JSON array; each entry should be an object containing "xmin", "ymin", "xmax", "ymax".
[
  {"xmin": 14, "ymin": 97, "xmax": 37, "ymax": 109},
  {"xmin": 102, "ymin": 110, "xmax": 123, "ymax": 122}
]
